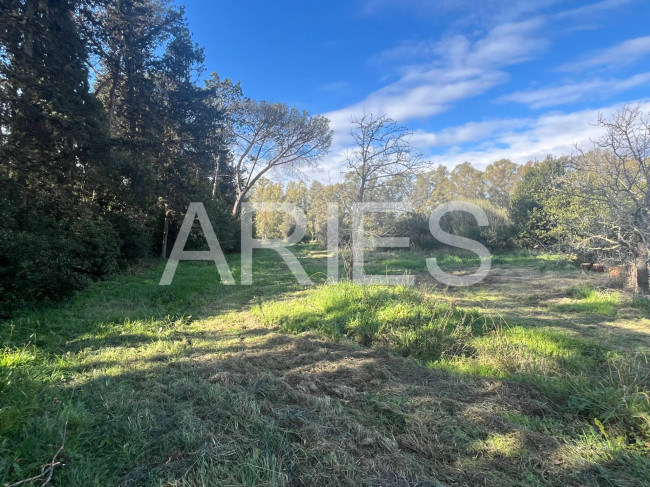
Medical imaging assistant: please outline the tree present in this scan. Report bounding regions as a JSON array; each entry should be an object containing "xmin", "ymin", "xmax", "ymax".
[
  {"xmin": 249, "ymin": 178, "xmax": 285, "ymax": 239},
  {"xmin": 153, "ymin": 20, "xmax": 222, "ymax": 257},
  {"xmin": 449, "ymin": 162, "xmax": 486, "ymax": 201},
  {"xmin": 555, "ymin": 106, "xmax": 650, "ymax": 293},
  {"xmin": 345, "ymin": 113, "xmax": 422, "ymax": 204},
  {"xmin": 1, "ymin": 0, "xmax": 109, "ymax": 210},
  {"xmin": 484, "ymin": 159, "xmax": 522, "ymax": 209},
  {"xmin": 0, "ymin": 0, "xmax": 119, "ymax": 312},
  {"xmin": 81, "ymin": 0, "xmax": 181, "ymax": 137},
  {"xmin": 410, "ymin": 166, "xmax": 452, "ymax": 214},
  {"xmin": 204, "ymin": 73, "xmax": 241, "ymax": 200},
  {"xmin": 282, "ymin": 180, "xmax": 309, "ymax": 238},
  {"xmin": 228, "ymin": 100, "xmax": 332, "ymax": 215},
  {"xmin": 510, "ymin": 156, "xmax": 565, "ymax": 247},
  {"xmin": 306, "ymin": 181, "xmax": 344, "ymax": 244},
  {"xmin": 342, "ymin": 113, "xmax": 422, "ymax": 277},
  {"xmin": 82, "ymin": 1, "xmax": 235, "ymax": 259}
]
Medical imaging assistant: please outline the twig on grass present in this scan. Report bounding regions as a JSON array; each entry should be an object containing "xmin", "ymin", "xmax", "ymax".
[{"xmin": 6, "ymin": 414, "xmax": 69, "ymax": 487}]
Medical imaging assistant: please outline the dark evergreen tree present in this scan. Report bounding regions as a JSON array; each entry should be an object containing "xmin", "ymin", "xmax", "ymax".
[{"xmin": 0, "ymin": 0, "xmax": 120, "ymax": 313}]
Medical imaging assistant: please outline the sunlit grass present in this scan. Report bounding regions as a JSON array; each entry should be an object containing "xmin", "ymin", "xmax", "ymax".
[
  {"xmin": 253, "ymin": 282, "xmax": 495, "ymax": 359},
  {"xmin": 1, "ymin": 245, "xmax": 649, "ymax": 486}
]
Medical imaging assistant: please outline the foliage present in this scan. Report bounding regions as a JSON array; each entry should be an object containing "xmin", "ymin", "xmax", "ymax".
[
  {"xmin": 509, "ymin": 155, "xmax": 566, "ymax": 247},
  {"xmin": 542, "ymin": 107, "xmax": 650, "ymax": 293},
  {"xmin": 226, "ymin": 98, "xmax": 332, "ymax": 215},
  {"xmin": 0, "ymin": 0, "xmax": 242, "ymax": 312},
  {"xmin": 255, "ymin": 282, "xmax": 493, "ymax": 359}
]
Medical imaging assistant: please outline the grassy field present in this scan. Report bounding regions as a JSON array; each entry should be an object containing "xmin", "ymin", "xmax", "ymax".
[{"xmin": 1, "ymin": 246, "xmax": 649, "ymax": 486}]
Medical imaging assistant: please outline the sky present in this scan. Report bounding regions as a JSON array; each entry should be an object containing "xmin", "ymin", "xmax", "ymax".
[{"xmin": 181, "ymin": 0, "xmax": 650, "ymax": 181}]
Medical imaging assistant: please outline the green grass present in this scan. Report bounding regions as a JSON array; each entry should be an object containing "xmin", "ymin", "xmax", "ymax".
[
  {"xmin": 1, "ymin": 245, "xmax": 649, "ymax": 486},
  {"xmin": 363, "ymin": 248, "xmax": 578, "ymax": 276},
  {"xmin": 553, "ymin": 284, "xmax": 624, "ymax": 316},
  {"xmin": 254, "ymin": 282, "xmax": 496, "ymax": 359},
  {"xmin": 256, "ymin": 282, "xmax": 650, "ymax": 448}
]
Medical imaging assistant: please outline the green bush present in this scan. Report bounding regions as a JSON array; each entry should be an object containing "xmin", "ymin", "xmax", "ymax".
[{"xmin": 0, "ymin": 199, "xmax": 122, "ymax": 316}]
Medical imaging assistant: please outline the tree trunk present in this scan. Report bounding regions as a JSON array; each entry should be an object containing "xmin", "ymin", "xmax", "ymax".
[
  {"xmin": 161, "ymin": 206, "xmax": 169, "ymax": 259},
  {"xmin": 107, "ymin": 76, "xmax": 117, "ymax": 134},
  {"xmin": 635, "ymin": 243, "xmax": 649, "ymax": 294},
  {"xmin": 232, "ymin": 194, "xmax": 243, "ymax": 216},
  {"xmin": 212, "ymin": 166, "xmax": 219, "ymax": 198}
]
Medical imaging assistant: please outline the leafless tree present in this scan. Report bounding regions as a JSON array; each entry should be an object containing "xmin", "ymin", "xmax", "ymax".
[
  {"xmin": 228, "ymin": 100, "xmax": 332, "ymax": 215},
  {"xmin": 345, "ymin": 113, "xmax": 422, "ymax": 204},
  {"xmin": 343, "ymin": 113, "xmax": 423, "ymax": 278},
  {"xmin": 569, "ymin": 105, "xmax": 649, "ymax": 293}
]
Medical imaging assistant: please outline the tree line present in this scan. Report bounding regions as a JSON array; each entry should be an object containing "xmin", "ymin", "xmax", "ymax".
[
  {"xmin": 250, "ymin": 110, "xmax": 649, "ymax": 293},
  {"xmin": 0, "ymin": 0, "xmax": 331, "ymax": 314}
]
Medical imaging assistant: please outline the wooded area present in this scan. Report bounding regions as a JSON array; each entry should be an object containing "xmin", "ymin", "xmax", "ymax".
[{"xmin": 2, "ymin": 1, "xmax": 649, "ymax": 317}]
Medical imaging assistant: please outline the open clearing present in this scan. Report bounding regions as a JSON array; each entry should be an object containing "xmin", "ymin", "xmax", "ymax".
[{"xmin": 1, "ymin": 247, "xmax": 649, "ymax": 486}]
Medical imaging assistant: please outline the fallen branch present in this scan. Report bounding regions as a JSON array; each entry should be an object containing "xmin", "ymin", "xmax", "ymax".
[{"xmin": 7, "ymin": 415, "xmax": 69, "ymax": 487}]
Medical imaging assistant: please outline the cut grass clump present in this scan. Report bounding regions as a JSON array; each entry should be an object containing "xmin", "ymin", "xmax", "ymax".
[{"xmin": 253, "ymin": 282, "xmax": 498, "ymax": 361}]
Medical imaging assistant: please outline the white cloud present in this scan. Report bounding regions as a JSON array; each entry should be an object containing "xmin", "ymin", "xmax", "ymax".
[
  {"xmin": 313, "ymin": 1, "xmax": 647, "ymax": 181},
  {"xmin": 324, "ymin": 19, "xmax": 546, "ymax": 139},
  {"xmin": 554, "ymin": 0, "xmax": 637, "ymax": 19},
  {"xmin": 363, "ymin": 0, "xmax": 634, "ymax": 29},
  {"xmin": 315, "ymin": 99, "xmax": 650, "ymax": 182},
  {"xmin": 410, "ymin": 118, "xmax": 530, "ymax": 147},
  {"xmin": 422, "ymin": 99, "xmax": 650, "ymax": 169},
  {"xmin": 497, "ymin": 72, "xmax": 650, "ymax": 108},
  {"xmin": 558, "ymin": 36, "xmax": 650, "ymax": 72},
  {"xmin": 362, "ymin": 0, "xmax": 560, "ymax": 27}
]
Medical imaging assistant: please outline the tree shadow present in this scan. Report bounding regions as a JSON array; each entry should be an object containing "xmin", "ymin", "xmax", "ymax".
[{"xmin": 5, "ymin": 329, "xmax": 647, "ymax": 486}]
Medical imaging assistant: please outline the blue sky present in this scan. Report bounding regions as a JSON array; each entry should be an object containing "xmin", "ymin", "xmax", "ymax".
[{"xmin": 181, "ymin": 0, "xmax": 650, "ymax": 179}]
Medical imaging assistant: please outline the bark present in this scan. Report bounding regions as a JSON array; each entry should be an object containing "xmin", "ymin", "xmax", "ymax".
[
  {"xmin": 635, "ymin": 243, "xmax": 649, "ymax": 294},
  {"xmin": 161, "ymin": 205, "xmax": 169, "ymax": 259},
  {"xmin": 232, "ymin": 194, "xmax": 243, "ymax": 216}
]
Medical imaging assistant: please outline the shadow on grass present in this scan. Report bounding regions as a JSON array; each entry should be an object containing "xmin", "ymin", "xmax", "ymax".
[
  {"xmin": 2, "ymin": 246, "xmax": 649, "ymax": 486},
  {"xmin": 3, "ymin": 329, "xmax": 649, "ymax": 486}
]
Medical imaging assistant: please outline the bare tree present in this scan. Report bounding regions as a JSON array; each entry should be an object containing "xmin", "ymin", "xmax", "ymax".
[
  {"xmin": 568, "ymin": 105, "xmax": 649, "ymax": 293},
  {"xmin": 343, "ymin": 113, "xmax": 423, "ymax": 278},
  {"xmin": 345, "ymin": 113, "xmax": 422, "ymax": 204},
  {"xmin": 228, "ymin": 100, "xmax": 332, "ymax": 215}
]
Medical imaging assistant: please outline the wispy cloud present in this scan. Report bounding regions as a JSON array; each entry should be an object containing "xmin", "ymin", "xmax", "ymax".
[
  {"xmin": 420, "ymin": 99, "xmax": 650, "ymax": 168},
  {"xmin": 558, "ymin": 36, "xmax": 650, "ymax": 71},
  {"xmin": 497, "ymin": 72, "xmax": 650, "ymax": 108},
  {"xmin": 325, "ymin": 18, "xmax": 546, "ymax": 138},
  {"xmin": 410, "ymin": 118, "xmax": 530, "ymax": 147},
  {"xmin": 554, "ymin": 0, "xmax": 637, "ymax": 19},
  {"xmin": 314, "ymin": 0, "xmax": 646, "ymax": 180},
  {"xmin": 363, "ymin": 0, "xmax": 633, "ymax": 29},
  {"xmin": 362, "ymin": 0, "xmax": 560, "ymax": 27}
]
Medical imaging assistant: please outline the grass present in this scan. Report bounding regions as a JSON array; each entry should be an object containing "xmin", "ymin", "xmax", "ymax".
[
  {"xmin": 1, "ymin": 246, "xmax": 649, "ymax": 486},
  {"xmin": 253, "ymin": 282, "xmax": 494, "ymax": 359},
  {"xmin": 363, "ymin": 247, "xmax": 577, "ymax": 276},
  {"xmin": 553, "ymin": 284, "xmax": 624, "ymax": 316},
  {"xmin": 256, "ymin": 282, "xmax": 650, "ymax": 448}
]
